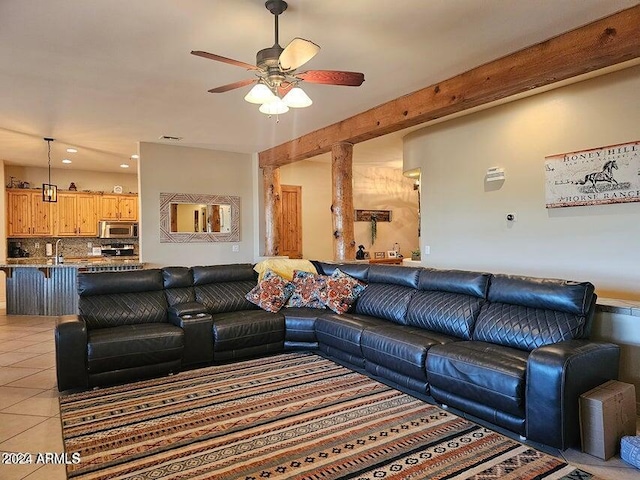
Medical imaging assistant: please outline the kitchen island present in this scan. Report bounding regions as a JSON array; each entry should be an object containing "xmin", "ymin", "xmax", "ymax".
[{"xmin": 0, "ymin": 258, "xmax": 144, "ymax": 315}]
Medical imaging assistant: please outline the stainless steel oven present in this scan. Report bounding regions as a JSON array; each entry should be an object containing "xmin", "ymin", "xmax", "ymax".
[{"xmin": 98, "ymin": 221, "xmax": 138, "ymax": 239}]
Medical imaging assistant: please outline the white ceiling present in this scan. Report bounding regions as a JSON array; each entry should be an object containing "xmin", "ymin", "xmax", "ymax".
[{"xmin": 0, "ymin": 0, "xmax": 636, "ymax": 173}]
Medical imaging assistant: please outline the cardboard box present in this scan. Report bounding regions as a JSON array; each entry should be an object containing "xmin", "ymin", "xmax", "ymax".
[{"xmin": 580, "ymin": 380, "xmax": 637, "ymax": 460}]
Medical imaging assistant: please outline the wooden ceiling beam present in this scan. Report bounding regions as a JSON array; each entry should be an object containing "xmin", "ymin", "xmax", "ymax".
[{"xmin": 259, "ymin": 5, "xmax": 640, "ymax": 168}]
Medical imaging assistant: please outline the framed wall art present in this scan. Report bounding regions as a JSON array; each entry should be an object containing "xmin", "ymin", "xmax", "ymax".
[{"xmin": 544, "ymin": 141, "xmax": 640, "ymax": 208}]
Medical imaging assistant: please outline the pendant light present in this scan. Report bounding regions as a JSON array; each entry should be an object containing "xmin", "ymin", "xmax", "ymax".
[{"xmin": 42, "ymin": 137, "xmax": 57, "ymax": 203}]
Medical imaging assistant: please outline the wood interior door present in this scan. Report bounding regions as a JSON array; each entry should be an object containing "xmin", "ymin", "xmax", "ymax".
[{"xmin": 280, "ymin": 185, "xmax": 303, "ymax": 259}]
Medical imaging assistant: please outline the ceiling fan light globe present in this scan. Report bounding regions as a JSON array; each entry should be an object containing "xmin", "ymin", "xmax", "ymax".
[
  {"xmin": 283, "ymin": 87, "xmax": 312, "ymax": 108},
  {"xmin": 259, "ymin": 97, "xmax": 289, "ymax": 115},
  {"xmin": 244, "ymin": 83, "xmax": 277, "ymax": 104}
]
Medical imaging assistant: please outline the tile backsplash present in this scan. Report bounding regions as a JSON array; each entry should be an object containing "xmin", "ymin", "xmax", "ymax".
[{"xmin": 8, "ymin": 237, "xmax": 139, "ymax": 258}]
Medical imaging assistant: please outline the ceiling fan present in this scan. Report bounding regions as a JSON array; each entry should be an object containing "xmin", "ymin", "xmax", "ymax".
[{"xmin": 191, "ymin": 0, "xmax": 365, "ymax": 115}]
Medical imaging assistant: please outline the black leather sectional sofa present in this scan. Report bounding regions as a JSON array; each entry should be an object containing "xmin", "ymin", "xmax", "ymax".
[{"xmin": 55, "ymin": 262, "xmax": 620, "ymax": 450}]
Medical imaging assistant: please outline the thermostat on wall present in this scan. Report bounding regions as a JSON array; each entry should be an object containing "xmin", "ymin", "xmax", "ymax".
[{"xmin": 113, "ymin": 185, "xmax": 123, "ymax": 193}]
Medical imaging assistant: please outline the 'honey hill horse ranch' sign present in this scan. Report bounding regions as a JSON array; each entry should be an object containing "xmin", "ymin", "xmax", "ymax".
[{"xmin": 544, "ymin": 141, "xmax": 640, "ymax": 208}]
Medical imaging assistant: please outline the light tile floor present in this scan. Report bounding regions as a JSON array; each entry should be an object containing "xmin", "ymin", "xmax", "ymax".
[{"xmin": 0, "ymin": 312, "xmax": 638, "ymax": 480}]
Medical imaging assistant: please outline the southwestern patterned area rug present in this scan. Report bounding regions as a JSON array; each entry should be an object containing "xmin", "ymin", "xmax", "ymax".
[{"xmin": 59, "ymin": 352, "xmax": 600, "ymax": 480}]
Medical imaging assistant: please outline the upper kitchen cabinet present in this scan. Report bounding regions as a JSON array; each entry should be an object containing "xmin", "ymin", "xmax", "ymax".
[
  {"xmin": 6, "ymin": 189, "xmax": 53, "ymax": 237},
  {"xmin": 56, "ymin": 192, "xmax": 98, "ymax": 236},
  {"xmin": 100, "ymin": 194, "xmax": 138, "ymax": 221}
]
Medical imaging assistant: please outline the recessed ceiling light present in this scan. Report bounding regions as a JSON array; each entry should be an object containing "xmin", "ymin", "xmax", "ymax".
[
  {"xmin": 120, "ymin": 163, "xmax": 130, "ymax": 168},
  {"xmin": 62, "ymin": 159, "xmax": 72, "ymax": 164},
  {"xmin": 66, "ymin": 148, "xmax": 78, "ymax": 153},
  {"xmin": 131, "ymin": 154, "xmax": 139, "ymax": 159}
]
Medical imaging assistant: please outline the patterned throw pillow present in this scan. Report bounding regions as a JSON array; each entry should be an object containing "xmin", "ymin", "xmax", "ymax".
[
  {"xmin": 285, "ymin": 270, "xmax": 328, "ymax": 309},
  {"xmin": 245, "ymin": 269, "xmax": 295, "ymax": 313},
  {"xmin": 318, "ymin": 269, "xmax": 367, "ymax": 314}
]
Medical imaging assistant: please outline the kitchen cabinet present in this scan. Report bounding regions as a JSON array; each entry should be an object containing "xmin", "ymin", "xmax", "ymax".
[
  {"xmin": 6, "ymin": 190, "xmax": 53, "ymax": 237},
  {"xmin": 56, "ymin": 192, "xmax": 98, "ymax": 236},
  {"xmin": 100, "ymin": 194, "xmax": 138, "ymax": 221}
]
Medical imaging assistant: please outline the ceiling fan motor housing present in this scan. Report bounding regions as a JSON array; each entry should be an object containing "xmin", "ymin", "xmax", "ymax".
[
  {"xmin": 256, "ymin": 45, "xmax": 283, "ymax": 69},
  {"xmin": 265, "ymin": 0, "xmax": 287, "ymax": 16}
]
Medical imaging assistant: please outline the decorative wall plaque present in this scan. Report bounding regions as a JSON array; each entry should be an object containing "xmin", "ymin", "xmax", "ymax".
[
  {"xmin": 354, "ymin": 209, "xmax": 391, "ymax": 222},
  {"xmin": 544, "ymin": 141, "xmax": 640, "ymax": 208}
]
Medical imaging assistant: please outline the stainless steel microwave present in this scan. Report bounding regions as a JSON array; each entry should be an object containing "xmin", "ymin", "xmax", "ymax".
[{"xmin": 98, "ymin": 221, "xmax": 138, "ymax": 239}]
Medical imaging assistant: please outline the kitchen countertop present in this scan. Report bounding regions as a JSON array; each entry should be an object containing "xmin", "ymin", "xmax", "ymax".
[{"xmin": 0, "ymin": 256, "xmax": 142, "ymax": 268}]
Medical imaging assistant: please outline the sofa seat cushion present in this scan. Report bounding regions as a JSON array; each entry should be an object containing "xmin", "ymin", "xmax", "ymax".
[
  {"xmin": 87, "ymin": 324, "xmax": 183, "ymax": 374},
  {"xmin": 426, "ymin": 341, "xmax": 529, "ymax": 417},
  {"xmin": 213, "ymin": 310, "xmax": 285, "ymax": 352},
  {"xmin": 361, "ymin": 325, "xmax": 459, "ymax": 383},
  {"xmin": 282, "ymin": 307, "xmax": 323, "ymax": 343},
  {"xmin": 315, "ymin": 314, "xmax": 388, "ymax": 356}
]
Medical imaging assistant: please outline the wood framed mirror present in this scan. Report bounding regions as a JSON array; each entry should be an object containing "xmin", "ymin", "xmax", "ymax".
[{"xmin": 160, "ymin": 192, "xmax": 240, "ymax": 243}]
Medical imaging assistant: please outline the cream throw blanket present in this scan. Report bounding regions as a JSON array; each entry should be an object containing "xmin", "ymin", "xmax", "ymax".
[{"xmin": 254, "ymin": 258, "xmax": 317, "ymax": 281}]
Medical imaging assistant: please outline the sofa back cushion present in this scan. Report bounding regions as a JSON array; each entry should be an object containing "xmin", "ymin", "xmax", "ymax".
[
  {"xmin": 406, "ymin": 292, "xmax": 485, "ymax": 339},
  {"xmin": 313, "ymin": 262, "xmax": 370, "ymax": 282},
  {"xmin": 78, "ymin": 269, "xmax": 168, "ymax": 329},
  {"xmin": 473, "ymin": 274, "xmax": 595, "ymax": 351},
  {"xmin": 354, "ymin": 266, "xmax": 421, "ymax": 324},
  {"xmin": 192, "ymin": 264, "xmax": 258, "ymax": 313},
  {"xmin": 355, "ymin": 284, "xmax": 416, "ymax": 324},
  {"xmin": 487, "ymin": 274, "xmax": 595, "ymax": 315},
  {"xmin": 417, "ymin": 268, "xmax": 490, "ymax": 298},
  {"xmin": 162, "ymin": 267, "xmax": 195, "ymax": 306},
  {"xmin": 405, "ymin": 269, "xmax": 490, "ymax": 339}
]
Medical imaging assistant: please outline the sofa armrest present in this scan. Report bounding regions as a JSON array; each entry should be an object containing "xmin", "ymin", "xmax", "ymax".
[
  {"xmin": 168, "ymin": 304, "xmax": 213, "ymax": 366},
  {"xmin": 168, "ymin": 301, "xmax": 208, "ymax": 318},
  {"xmin": 526, "ymin": 339, "xmax": 620, "ymax": 449},
  {"xmin": 55, "ymin": 315, "xmax": 88, "ymax": 392}
]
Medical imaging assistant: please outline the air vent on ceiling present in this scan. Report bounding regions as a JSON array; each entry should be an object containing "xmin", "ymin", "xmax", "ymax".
[{"xmin": 159, "ymin": 135, "xmax": 183, "ymax": 141}]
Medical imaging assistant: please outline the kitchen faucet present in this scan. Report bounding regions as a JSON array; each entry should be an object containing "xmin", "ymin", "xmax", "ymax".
[{"xmin": 55, "ymin": 239, "xmax": 63, "ymax": 265}]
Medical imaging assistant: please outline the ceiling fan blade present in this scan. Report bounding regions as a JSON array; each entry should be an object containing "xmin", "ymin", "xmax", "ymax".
[
  {"xmin": 191, "ymin": 50, "xmax": 259, "ymax": 71},
  {"xmin": 208, "ymin": 78, "xmax": 257, "ymax": 93},
  {"xmin": 296, "ymin": 70, "xmax": 365, "ymax": 86},
  {"xmin": 279, "ymin": 38, "xmax": 320, "ymax": 71}
]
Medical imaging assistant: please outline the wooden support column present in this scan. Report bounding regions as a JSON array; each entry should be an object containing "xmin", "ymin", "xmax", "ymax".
[
  {"xmin": 263, "ymin": 166, "xmax": 282, "ymax": 256},
  {"xmin": 331, "ymin": 142, "xmax": 356, "ymax": 261}
]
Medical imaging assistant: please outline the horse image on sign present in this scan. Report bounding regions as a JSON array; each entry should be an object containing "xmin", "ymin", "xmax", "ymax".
[
  {"xmin": 544, "ymin": 141, "xmax": 640, "ymax": 208},
  {"xmin": 574, "ymin": 160, "xmax": 618, "ymax": 192}
]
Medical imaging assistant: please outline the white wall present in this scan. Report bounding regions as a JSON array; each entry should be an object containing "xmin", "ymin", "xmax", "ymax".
[
  {"xmin": 138, "ymin": 142, "xmax": 255, "ymax": 267},
  {"xmin": 404, "ymin": 65, "xmax": 640, "ymax": 300},
  {"xmin": 592, "ymin": 310, "xmax": 640, "ymax": 412},
  {"xmin": 5, "ymin": 165, "xmax": 137, "ymax": 193},
  {"xmin": 353, "ymin": 166, "xmax": 419, "ymax": 258},
  {"xmin": 279, "ymin": 161, "xmax": 333, "ymax": 261},
  {"xmin": 280, "ymin": 160, "xmax": 419, "ymax": 261}
]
